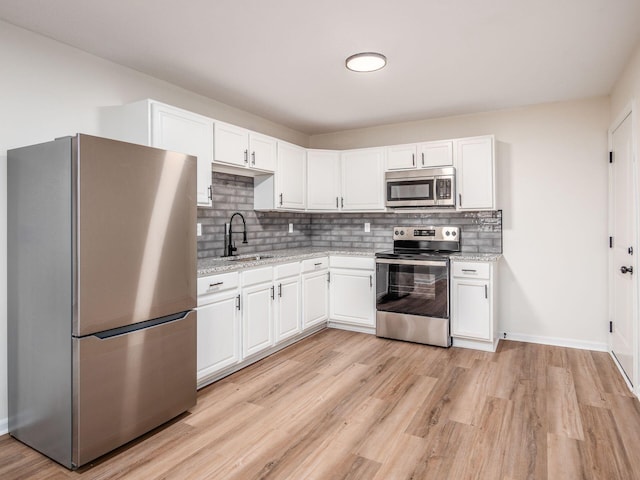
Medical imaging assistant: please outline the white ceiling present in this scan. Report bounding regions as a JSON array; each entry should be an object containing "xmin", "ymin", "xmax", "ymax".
[{"xmin": 1, "ymin": 0, "xmax": 639, "ymax": 135}]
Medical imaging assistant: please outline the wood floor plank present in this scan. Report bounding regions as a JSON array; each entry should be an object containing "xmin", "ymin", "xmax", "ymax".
[
  {"xmin": 547, "ymin": 365, "xmax": 584, "ymax": 440},
  {"xmin": 2, "ymin": 331, "xmax": 640, "ymax": 479}
]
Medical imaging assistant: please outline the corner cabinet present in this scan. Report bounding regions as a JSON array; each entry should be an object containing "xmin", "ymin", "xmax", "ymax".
[
  {"xmin": 341, "ymin": 148, "xmax": 385, "ymax": 211},
  {"xmin": 454, "ymin": 136, "xmax": 495, "ymax": 210},
  {"xmin": 451, "ymin": 260, "xmax": 499, "ymax": 352},
  {"xmin": 100, "ymin": 100, "xmax": 214, "ymax": 207},
  {"xmin": 329, "ymin": 256, "xmax": 376, "ymax": 333}
]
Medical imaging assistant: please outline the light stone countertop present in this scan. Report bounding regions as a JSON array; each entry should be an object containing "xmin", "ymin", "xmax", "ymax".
[
  {"xmin": 449, "ymin": 252, "xmax": 502, "ymax": 262},
  {"xmin": 197, "ymin": 247, "xmax": 377, "ymax": 277}
]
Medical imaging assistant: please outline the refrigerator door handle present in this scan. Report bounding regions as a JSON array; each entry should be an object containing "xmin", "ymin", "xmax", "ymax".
[{"xmin": 92, "ymin": 310, "xmax": 192, "ymax": 340}]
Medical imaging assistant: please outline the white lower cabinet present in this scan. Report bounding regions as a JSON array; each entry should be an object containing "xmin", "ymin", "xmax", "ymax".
[
  {"xmin": 196, "ymin": 272, "xmax": 241, "ymax": 383},
  {"xmin": 302, "ymin": 257, "xmax": 330, "ymax": 329},
  {"xmin": 329, "ymin": 256, "xmax": 376, "ymax": 331},
  {"xmin": 451, "ymin": 260, "xmax": 498, "ymax": 352}
]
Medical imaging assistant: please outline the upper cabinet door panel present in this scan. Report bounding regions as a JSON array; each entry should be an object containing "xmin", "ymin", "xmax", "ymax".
[
  {"xmin": 418, "ymin": 140, "xmax": 453, "ymax": 168},
  {"xmin": 277, "ymin": 142, "xmax": 307, "ymax": 210},
  {"xmin": 455, "ymin": 136, "xmax": 495, "ymax": 210},
  {"xmin": 386, "ymin": 144, "xmax": 417, "ymax": 170},
  {"xmin": 307, "ymin": 150, "xmax": 341, "ymax": 210},
  {"xmin": 214, "ymin": 122, "xmax": 249, "ymax": 167},
  {"xmin": 249, "ymin": 133, "xmax": 276, "ymax": 172},
  {"xmin": 341, "ymin": 148, "xmax": 385, "ymax": 210},
  {"xmin": 150, "ymin": 103, "xmax": 213, "ymax": 207}
]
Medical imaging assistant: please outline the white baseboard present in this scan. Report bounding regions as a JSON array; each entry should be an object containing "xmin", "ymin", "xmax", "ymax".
[
  {"xmin": 327, "ymin": 322, "xmax": 376, "ymax": 335},
  {"xmin": 0, "ymin": 417, "xmax": 7, "ymax": 436},
  {"xmin": 502, "ymin": 332, "xmax": 608, "ymax": 352}
]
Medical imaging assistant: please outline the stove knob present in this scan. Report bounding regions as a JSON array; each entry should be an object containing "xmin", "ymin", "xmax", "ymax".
[
  {"xmin": 452, "ymin": 231, "xmax": 457, "ymax": 237},
  {"xmin": 445, "ymin": 231, "xmax": 450, "ymax": 236},
  {"xmin": 394, "ymin": 230, "xmax": 399, "ymax": 235},
  {"xmin": 400, "ymin": 230, "xmax": 405, "ymax": 235}
]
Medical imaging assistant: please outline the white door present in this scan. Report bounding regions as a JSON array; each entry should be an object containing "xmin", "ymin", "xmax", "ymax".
[
  {"xmin": 249, "ymin": 132, "xmax": 276, "ymax": 172},
  {"xmin": 150, "ymin": 103, "xmax": 213, "ymax": 207},
  {"xmin": 451, "ymin": 279, "xmax": 490, "ymax": 340},
  {"xmin": 302, "ymin": 270, "xmax": 329, "ymax": 328},
  {"xmin": 329, "ymin": 269, "xmax": 375, "ymax": 327},
  {"xmin": 386, "ymin": 144, "xmax": 417, "ymax": 170},
  {"xmin": 455, "ymin": 136, "xmax": 494, "ymax": 210},
  {"xmin": 275, "ymin": 277, "xmax": 301, "ymax": 342},
  {"xmin": 610, "ymin": 111, "xmax": 636, "ymax": 385},
  {"xmin": 196, "ymin": 291, "xmax": 241, "ymax": 381},
  {"xmin": 214, "ymin": 121, "xmax": 248, "ymax": 167},
  {"xmin": 418, "ymin": 140, "xmax": 453, "ymax": 168},
  {"xmin": 277, "ymin": 142, "xmax": 307, "ymax": 209},
  {"xmin": 242, "ymin": 282, "xmax": 274, "ymax": 357},
  {"xmin": 341, "ymin": 148, "xmax": 385, "ymax": 210},
  {"xmin": 307, "ymin": 150, "xmax": 341, "ymax": 210}
]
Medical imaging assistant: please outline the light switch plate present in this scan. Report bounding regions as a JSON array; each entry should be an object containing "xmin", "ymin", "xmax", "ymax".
[
  {"xmin": 197, "ymin": 223, "xmax": 202, "ymax": 236},
  {"xmin": 364, "ymin": 222, "xmax": 370, "ymax": 233},
  {"xmin": 289, "ymin": 223, "xmax": 294, "ymax": 233}
]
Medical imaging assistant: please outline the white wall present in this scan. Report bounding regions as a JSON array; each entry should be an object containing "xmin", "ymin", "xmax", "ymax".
[
  {"xmin": 311, "ymin": 98, "xmax": 611, "ymax": 350},
  {"xmin": 0, "ymin": 20, "xmax": 309, "ymax": 433}
]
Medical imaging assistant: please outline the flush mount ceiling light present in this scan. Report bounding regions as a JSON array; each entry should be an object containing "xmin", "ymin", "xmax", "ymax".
[{"xmin": 345, "ymin": 52, "xmax": 387, "ymax": 72}]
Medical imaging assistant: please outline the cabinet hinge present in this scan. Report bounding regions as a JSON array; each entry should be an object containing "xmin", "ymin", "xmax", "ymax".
[
  {"xmin": 609, "ymin": 236, "xmax": 614, "ymax": 248},
  {"xmin": 609, "ymin": 151, "xmax": 614, "ymax": 164},
  {"xmin": 609, "ymin": 321, "xmax": 613, "ymax": 333}
]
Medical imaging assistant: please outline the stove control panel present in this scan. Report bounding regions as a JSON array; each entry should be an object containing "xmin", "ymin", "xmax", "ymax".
[{"xmin": 393, "ymin": 226, "xmax": 460, "ymax": 242}]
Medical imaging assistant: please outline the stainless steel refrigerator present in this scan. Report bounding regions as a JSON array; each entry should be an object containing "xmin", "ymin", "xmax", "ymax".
[{"xmin": 7, "ymin": 134, "xmax": 197, "ymax": 469}]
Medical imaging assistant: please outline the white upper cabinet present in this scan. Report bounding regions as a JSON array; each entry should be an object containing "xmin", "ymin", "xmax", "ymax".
[
  {"xmin": 418, "ymin": 140, "xmax": 454, "ymax": 168},
  {"xmin": 341, "ymin": 148, "xmax": 385, "ymax": 211},
  {"xmin": 277, "ymin": 141, "xmax": 307, "ymax": 210},
  {"xmin": 454, "ymin": 136, "xmax": 495, "ymax": 210},
  {"xmin": 213, "ymin": 121, "xmax": 276, "ymax": 173},
  {"xmin": 100, "ymin": 99, "xmax": 214, "ymax": 207},
  {"xmin": 386, "ymin": 144, "xmax": 418, "ymax": 170},
  {"xmin": 386, "ymin": 140, "xmax": 453, "ymax": 171},
  {"xmin": 307, "ymin": 149, "xmax": 341, "ymax": 210}
]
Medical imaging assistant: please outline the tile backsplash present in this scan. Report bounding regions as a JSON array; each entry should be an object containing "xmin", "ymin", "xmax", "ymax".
[{"xmin": 197, "ymin": 172, "xmax": 502, "ymax": 258}]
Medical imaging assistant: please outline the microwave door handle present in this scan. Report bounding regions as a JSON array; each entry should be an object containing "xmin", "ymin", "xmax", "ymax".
[{"xmin": 433, "ymin": 178, "xmax": 439, "ymax": 205}]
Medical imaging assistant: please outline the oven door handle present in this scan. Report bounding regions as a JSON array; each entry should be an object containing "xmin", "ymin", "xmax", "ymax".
[{"xmin": 376, "ymin": 258, "xmax": 448, "ymax": 267}]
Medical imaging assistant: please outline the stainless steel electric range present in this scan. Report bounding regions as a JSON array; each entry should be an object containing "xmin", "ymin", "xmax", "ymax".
[{"xmin": 375, "ymin": 225, "xmax": 460, "ymax": 347}]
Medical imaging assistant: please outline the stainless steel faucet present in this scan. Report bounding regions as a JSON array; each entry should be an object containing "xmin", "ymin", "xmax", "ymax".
[{"xmin": 224, "ymin": 212, "xmax": 248, "ymax": 256}]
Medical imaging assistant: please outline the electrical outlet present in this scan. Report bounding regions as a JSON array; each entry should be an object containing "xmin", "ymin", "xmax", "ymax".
[
  {"xmin": 289, "ymin": 223, "xmax": 294, "ymax": 233},
  {"xmin": 197, "ymin": 223, "xmax": 202, "ymax": 236},
  {"xmin": 364, "ymin": 222, "xmax": 371, "ymax": 233}
]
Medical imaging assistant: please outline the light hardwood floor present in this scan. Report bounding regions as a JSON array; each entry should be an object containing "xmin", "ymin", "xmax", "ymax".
[{"xmin": 2, "ymin": 329, "xmax": 640, "ymax": 479}]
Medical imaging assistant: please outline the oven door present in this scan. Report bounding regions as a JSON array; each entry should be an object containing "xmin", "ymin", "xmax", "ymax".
[
  {"xmin": 386, "ymin": 177, "xmax": 436, "ymax": 207},
  {"xmin": 375, "ymin": 257, "xmax": 451, "ymax": 347}
]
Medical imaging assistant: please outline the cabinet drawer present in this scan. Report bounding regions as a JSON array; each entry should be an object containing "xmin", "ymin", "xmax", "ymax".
[
  {"xmin": 301, "ymin": 257, "xmax": 329, "ymax": 273},
  {"xmin": 197, "ymin": 272, "xmax": 239, "ymax": 297},
  {"xmin": 452, "ymin": 262, "xmax": 490, "ymax": 280},
  {"xmin": 242, "ymin": 266, "xmax": 273, "ymax": 287},
  {"xmin": 274, "ymin": 262, "xmax": 300, "ymax": 279},
  {"xmin": 329, "ymin": 256, "xmax": 375, "ymax": 270}
]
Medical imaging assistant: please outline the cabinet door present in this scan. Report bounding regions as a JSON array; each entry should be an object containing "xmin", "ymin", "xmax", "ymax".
[
  {"xmin": 455, "ymin": 136, "xmax": 494, "ymax": 210},
  {"xmin": 451, "ymin": 278, "xmax": 491, "ymax": 340},
  {"xmin": 214, "ymin": 121, "xmax": 249, "ymax": 167},
  {"xmin": 418, "ymin": 140, "xmax": 453, "ymax": 168},
  {"xmin": 277, "ymin": 142, "xmax": 307, "ymax": 210},
  {"xmin": 196, "ymin": 291, "xmax": 241, "ymax": 380},
  {"xmin": 242, "ymin": 282, "xmax": 274, "ymax": 357},
  {"xmin": 275, "ymin": 277, "xmax": 301, "ymax": 342},
  {"xmin": 341, "ymin": 148, "xmax": 385, "ymax": 210},
  {"xmin": 302, "ymin": 270, "xmax": 329, "ymax": 328},
  {"xmin": 329, "ymin": 269, "xmax": 375, "ymax": 327},
  {"xmin": 386, "ymin": 144, "xmax": 417, "ymax": 170},
  {"xmin": 249, "ymin": 132, "xmax": 276, "ymax": 172},
  {"xmin": 307, "ymin": 150, "xmax": 341, "ymax": 210},
  {"xmin": 150, "ymin": 103, "xmax": 213, "ymax": 207}
]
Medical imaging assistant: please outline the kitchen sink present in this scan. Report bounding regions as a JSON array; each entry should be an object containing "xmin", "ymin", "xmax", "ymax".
[{"xmin": 227, "ymin": 255, "xmax": 274, "ymax": 262}]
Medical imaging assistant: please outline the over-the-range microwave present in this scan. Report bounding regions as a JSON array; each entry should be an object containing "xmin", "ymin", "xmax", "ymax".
[{"xmin": 385, "ymin": 167, "xmax": 456, "ymax": 208}]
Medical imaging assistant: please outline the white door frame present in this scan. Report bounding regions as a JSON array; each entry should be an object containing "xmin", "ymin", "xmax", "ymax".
[{"xmin": 608, "ymin": 101, "xmax": 639, "ymax": 397}]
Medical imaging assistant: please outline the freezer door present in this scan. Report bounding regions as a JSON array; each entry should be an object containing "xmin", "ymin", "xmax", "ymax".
[
  {"xmin": 75, "ymin": 134, "xmax": 197, "ymax": 336},
  {"xmin": 73, "ymin": 311, "xmax": 196, "ymax": 468}
]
